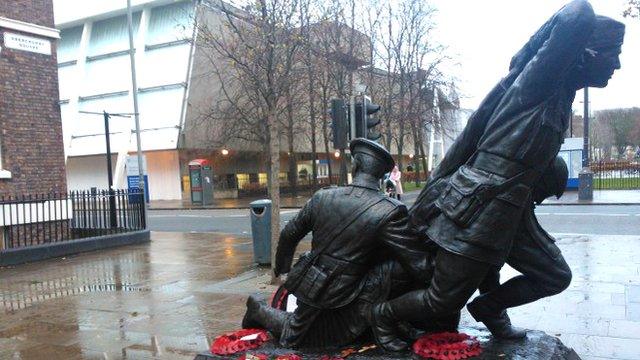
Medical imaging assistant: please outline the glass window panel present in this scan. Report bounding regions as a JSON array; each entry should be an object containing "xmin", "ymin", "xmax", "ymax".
[
  {"xmin": 258, "ymin": 173, "xmax": 267, "ymax": 186},
  {"xmin": 77, "ymin": 96, "xmax": 132, "ymax": 136},
  {"xmin": 236, "ymin": 174, "xmax": 249, "ymax": 189},
  {"xmin": 138, "ymin": 88, "xmax": 184, "ymax": 129},
  {"xmin": 146, "ymin": 1, "xmax": 194, "ymax": 45},
  {"xmin": 88, "ymin": 13, "xmax": 140, "ymax": 56},
  {"xmin": 58, "ymin": 26, "xmax": 83, "ymax": 63},
  {"xmin": 83, "ymin": 55, "xmax": 131, "ymax": 95},
  {"xmin": 139, "ymin": 44, "xmax": 190, "ymax": 88}
]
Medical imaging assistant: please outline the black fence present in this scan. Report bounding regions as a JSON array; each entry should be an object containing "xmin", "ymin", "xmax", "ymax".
[
  {"xmin": 592, "ymin": 161, "xmax": 640, "ymax": 190},
  {"xmin": 1, "ymin": 189, "xmax": 145, "ymax": 250}
]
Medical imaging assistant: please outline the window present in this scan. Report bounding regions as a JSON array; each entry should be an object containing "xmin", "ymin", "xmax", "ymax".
[
  {"xmin": 77, "ymin": 95, "xmax": 132, "ymax": 136},
  {"xmin": 138, "ymin": 87, "xmax": 184, "ymax": 129},
  {"xmin": 88, "ymin": 13, "xmax": 140, "ymax": 57},
  {"xmin": 146, "ymin": 1, "xmax": 194, "ymax": 46},
  {"xmin": 58, "ymin": 26, "xmax": 83, "ymax": 63},
  {"xmin": 0, "ymin": 135, "xmax": 10, "ymax": 178},
  {"xmin": 83, "ymin": 55, "xmax": 132, "ymax": 96},
  {"xmin": 138, "ymin": 44, "xmax": 190, "ymax": 88}
]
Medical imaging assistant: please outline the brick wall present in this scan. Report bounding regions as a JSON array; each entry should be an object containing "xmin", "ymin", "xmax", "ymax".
[
  {"xmin": 0, "ymin": 0, "xmax": 55, "ymax": 28},
  {"xmin": 0, "ymin": 0, "xmax": 67, "ymax": 195}
]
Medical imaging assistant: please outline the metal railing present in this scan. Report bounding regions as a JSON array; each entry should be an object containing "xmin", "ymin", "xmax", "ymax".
[
  {"xmin": 1, "ymin": 189, "xmax": 146, "ymax": 250},
  {"xmin": 592, "ymin": 161, "xmax": 640, "ymax": 190}
]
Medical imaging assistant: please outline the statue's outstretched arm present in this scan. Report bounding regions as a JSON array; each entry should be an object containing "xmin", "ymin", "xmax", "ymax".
[
  {"xmin": 274, "ymin": 196, "xmax": 314, "ymax": 276},
  {"xmin": 513, "ymin": 0, "xmax": 595, "ymax": 105}
]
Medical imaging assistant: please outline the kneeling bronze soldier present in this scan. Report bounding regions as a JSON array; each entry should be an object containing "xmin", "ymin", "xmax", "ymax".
[{"xmin": 242, "ymin": 139, "xmax": 430, "ymax": 348}]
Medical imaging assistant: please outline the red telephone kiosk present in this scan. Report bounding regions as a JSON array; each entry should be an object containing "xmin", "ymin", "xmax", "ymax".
[{"xmin": 189, "ymin": 159, "xmax": 213, "ymax": 205}]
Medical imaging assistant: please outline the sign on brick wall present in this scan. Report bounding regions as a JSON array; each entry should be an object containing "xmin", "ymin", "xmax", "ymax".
[{"xmin": 3, "ymin": 32, "xmax": 51, "ymax": 55}]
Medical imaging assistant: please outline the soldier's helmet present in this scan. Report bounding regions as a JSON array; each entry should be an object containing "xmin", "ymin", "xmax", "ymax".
[
  {"xmin": 349, "ymin": 138, "xmax": 395, "ymax": 178},
  {"xmin": 532, "ymin": 156, "xmax": 568, "ymax": 204}
]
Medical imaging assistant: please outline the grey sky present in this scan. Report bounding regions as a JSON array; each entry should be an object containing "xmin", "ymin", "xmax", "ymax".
[
  {"xmin": 432, "ymin": 0, "xmax": 638, "ymax": 112},
  {"xmin": 53, "ymin": 0, "xmax": 637, "ymax": 112}
]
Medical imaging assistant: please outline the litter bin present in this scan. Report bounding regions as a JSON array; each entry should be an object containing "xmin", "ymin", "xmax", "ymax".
[{"xmin": 250, "ymin": 199, "xmax": 272, "ymax": 265}]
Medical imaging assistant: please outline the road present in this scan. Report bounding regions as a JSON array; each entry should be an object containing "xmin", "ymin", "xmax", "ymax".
[{"xmin": 148, "ymin": 201, "xmax": 640, "ymax": 236}]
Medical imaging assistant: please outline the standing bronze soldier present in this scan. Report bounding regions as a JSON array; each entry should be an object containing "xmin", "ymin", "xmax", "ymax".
[
  {"xmin": 242, "ymin": 139, "xmax": 430, "ymax": 348},
  {"xmin": 371, "ymin": 0, "xmax": 625, "ymax": 351}
]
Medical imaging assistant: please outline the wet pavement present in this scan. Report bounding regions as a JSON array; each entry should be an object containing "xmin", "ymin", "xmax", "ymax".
[{"xmin": 1, "ymin": 231, "xmax": 639, "ymax": 359}]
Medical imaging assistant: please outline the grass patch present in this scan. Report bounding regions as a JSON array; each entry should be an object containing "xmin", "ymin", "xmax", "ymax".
[
  {"xmin": 402, "ymin": 181, "xmax": 426, "ymax": 193},
  {"xmin": 593, "ymin": 177, "xmax": 640, "ymax": 190}
]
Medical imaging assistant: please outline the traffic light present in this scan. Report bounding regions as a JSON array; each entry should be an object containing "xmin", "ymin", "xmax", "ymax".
[
  {"xmin": 354, "ymin": 95, "xmax": 381, "ymax": 141},
  {"xmin": 330, "ymin": 99, "xmax": 349, "ymax": 149}
]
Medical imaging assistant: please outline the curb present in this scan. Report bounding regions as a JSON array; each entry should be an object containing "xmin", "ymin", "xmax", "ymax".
[{"xmin": 0, "ymin": 230, "xmax": 151, "ymax": 267}]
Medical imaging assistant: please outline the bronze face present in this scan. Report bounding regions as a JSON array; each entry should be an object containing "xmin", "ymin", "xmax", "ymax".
[{"xmin": 584, "ymin": 46, "xmax": 622, "ymax": 88}]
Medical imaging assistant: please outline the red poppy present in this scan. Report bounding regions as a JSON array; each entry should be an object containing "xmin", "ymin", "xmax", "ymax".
[
  {"xmin": 412, "ymin": 332, "xmax": 482, "ymax": 360},
  {"xmin": 211, "ymin": 329, "xmax": 269, "ymax": 355}
]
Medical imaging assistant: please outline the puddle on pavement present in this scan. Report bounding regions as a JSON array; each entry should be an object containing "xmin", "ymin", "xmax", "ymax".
[{"xmin": 1, "ymin": 254, "xmax": 152, "ymax": 312}]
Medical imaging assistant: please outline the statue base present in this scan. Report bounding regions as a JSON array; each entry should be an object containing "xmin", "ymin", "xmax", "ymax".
[{"xmin": 194, "ymin": 327, "xmax": 581, "ymax": 359}]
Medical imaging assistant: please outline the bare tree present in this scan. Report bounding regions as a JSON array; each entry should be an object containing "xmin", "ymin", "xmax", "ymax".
[
  {"xmin": 595, "ymin": 108, "xmax": 640, "ymax": 159},
  {"xmin": 624, "ymin": 0, "xmax": 639, "ymax": 18},
  {"xmin": 197, "ymin": 0, "xmax": 302, "ymax": 279}
]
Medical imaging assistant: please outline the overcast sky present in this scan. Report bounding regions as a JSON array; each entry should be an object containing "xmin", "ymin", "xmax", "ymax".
[
  {"xmin": 54, "ymin": 0, "xmax": 636, "ymax": 112},
  {"xmin": 431, "ymin": 0, "xmax": 639, "ymax": 112}
]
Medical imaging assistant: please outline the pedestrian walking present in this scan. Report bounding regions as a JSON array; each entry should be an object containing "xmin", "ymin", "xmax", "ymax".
[{"xmin": 390, "ymin": 165, "xmax": 403, "ymax": 200}]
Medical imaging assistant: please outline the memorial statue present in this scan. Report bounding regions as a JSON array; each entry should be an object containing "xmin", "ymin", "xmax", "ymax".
[
  {"xmin": 370, "ymin": 0, "xmax": 625, "ymax": 352},
  {"xmin": 242, "ymin": 138, "xmax": 432, "ymax": 349}
]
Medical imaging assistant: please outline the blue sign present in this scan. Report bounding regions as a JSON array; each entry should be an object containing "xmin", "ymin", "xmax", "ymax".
[{"xmin": 127, "ymin": 175, "xmax": 150, "ymax": 203}]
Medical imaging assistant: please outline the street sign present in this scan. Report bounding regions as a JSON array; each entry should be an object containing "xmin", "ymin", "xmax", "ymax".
[
  {"xmin": 126, "ymin": 155, "xmax": 147, "ymax": 176},
  {"xmin": 3, "ymin": 32, "xmax": 51, "ymax": 55}
]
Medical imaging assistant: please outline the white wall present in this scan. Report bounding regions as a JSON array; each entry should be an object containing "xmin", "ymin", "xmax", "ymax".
[
  {"xmin": 145, "ymin": 150, "xmax": 181, "ymax": 200},
  {"xmin": 66, "ymin": 155, "xmax": 116, "ymax": 191},
  {"xmin": 67, "ymin": 151, "xmax": 181, "ymax": 200}
]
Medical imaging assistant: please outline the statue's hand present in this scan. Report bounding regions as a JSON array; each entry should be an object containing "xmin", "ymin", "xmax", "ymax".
[{"xmin": 274, "ymin": 256, "xmax": 292, "ymax": 277}]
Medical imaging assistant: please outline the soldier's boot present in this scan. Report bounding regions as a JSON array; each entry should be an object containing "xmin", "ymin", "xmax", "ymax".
[
  {"xmin": 396, "ymin": 322, "xmax": 425, "ymax": 342},
  {"xmin": 371, "ymin": 303, "xmax": 410, "ymax": 352},
  {"xmin": 371, "ymin": 290, "xmax": 434, "ymax": 352},
  {"xmin": 242, "ymin": 295, "xmax": 287, "ymax": 338},
  {"xmin": 467, "ymin": 296, "xmax": 527, "ymax": 339}
]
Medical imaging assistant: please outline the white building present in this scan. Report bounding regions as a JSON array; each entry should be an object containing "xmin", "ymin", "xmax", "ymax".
[{"xmin": 55, "ymin": 0, "xmax": 196, "ymax": 200}]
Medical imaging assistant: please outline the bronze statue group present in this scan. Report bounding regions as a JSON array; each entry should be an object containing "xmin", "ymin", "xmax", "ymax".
[{"xmin": 242, "ymin": 0, "xmax": 626, "ymax": 354}]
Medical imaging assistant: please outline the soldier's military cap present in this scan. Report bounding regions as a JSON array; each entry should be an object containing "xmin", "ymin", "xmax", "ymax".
[{"xmin": 349, "ymin": 138, "xmax": 395, "ymax": 173}]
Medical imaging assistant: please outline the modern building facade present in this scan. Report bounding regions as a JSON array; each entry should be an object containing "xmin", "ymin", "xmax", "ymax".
[
  {"xmin": 0, "ymin": 0, "xmax": 67, "ymax": 195},
  {"xmin": 54, "ymin": 0, "xmax": 463, "ymax": 201},
  {"xmin": 55, "ymin": 0, "xmax": 194, "ymax": 200}
]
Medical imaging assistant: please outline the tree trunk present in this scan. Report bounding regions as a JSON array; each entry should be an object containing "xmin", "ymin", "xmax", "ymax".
[
  {"xmin": 411, "ymin": 121, "xmax": 421, "ymax": 187},
  {"xmin": 321, "ymin": 88, "xmax": 333, "ymax": 184},
  {"xmin": 418, "ymin": 126, "xmax": 429, "ymax": 179},
  {"xmin": 308, "ymin": 68, "xmax": 318, "ymax": 188},
  {"xmin": 397, "ymin": 129, "xmax": 404, "ymax": 171},
  {"xmin": 268, "ymin": 110, "xmax": 281, "ymax": 282},
  {"xmin": 286, "ymin": 93, "xmax": 297, "ymax": 197}
]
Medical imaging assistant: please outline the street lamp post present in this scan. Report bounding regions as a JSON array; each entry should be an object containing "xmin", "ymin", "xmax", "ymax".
[
  {"xmin": 578, "ymin": 87, "xmax": 593, "ymax": 200},
  {"xmin": 127, "ymin": 0, "xmax": 147, "ymax": 227}
]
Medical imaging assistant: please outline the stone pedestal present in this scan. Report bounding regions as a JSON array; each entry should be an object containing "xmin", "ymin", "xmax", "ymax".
[{"xmin": 195, "ymin": 327, "xmax": 581, "ymax": 359}]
